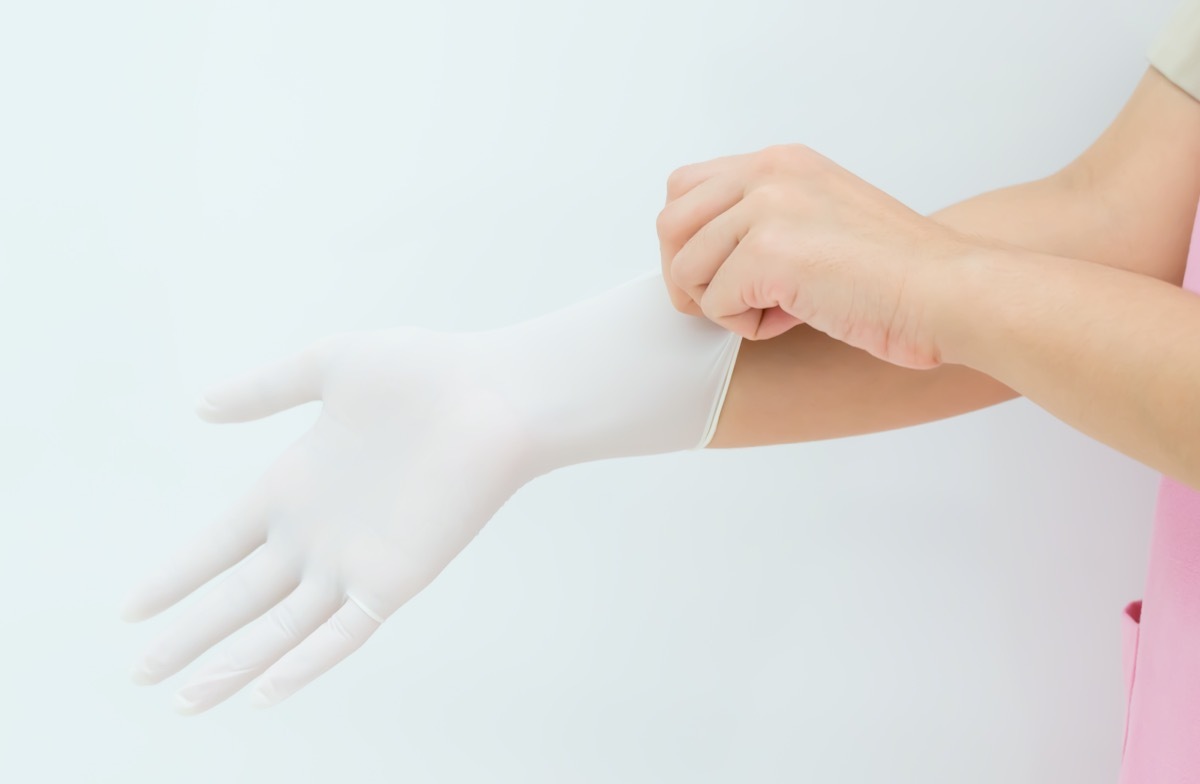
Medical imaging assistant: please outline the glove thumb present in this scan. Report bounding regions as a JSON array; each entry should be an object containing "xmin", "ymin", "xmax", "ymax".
[{"xmin": 196, "ymin": 341, "xmax": 327, "ymax": 423}]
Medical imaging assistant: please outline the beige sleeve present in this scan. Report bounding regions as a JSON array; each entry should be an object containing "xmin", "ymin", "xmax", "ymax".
[{"xmin": 1150, "ymin": 0, "xmax": 1200, "ymax": 100}]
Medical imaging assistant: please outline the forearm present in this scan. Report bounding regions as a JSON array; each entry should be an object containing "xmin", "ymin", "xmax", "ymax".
[
  {"xmin": 709, "ymin": 176, "xmax": 1122, "ymax": 447},
  {"xmin": 943, "ymin": 246, "xmax": 1200, "ymax": 490},
  {"xmin": 709, "ymin": 67, "xmax": 1200, "ymax": 448}
]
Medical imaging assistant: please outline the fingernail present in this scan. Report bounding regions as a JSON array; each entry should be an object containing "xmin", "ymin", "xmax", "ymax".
[
  {"xmin": 174, "ymin": 682, "xmax": 209, "ymax": 710},
  {"xmin": 173, "ymin": 692, "xmax": 201, "ymax": 716},
  {"xmin": 194, "ymin": 394, "xmax": 220, "ymax": 420},
  {"xmin": 129, "ymin": 662, "xmax": 157, "ymax": 685},
  {"xmin": 249, "ymin": 687, "xmax": 275, "ymax": 709}
]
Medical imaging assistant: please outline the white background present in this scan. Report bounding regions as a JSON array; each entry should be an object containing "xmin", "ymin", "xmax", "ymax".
[{"xmin": 0, "ymin": 0, "xmax": 1178, "ymax": 781}]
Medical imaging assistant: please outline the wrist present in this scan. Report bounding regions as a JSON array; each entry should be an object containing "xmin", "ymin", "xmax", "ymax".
[
  {"xmin": 932, "ymin": 243, "xmax": 1032, "ymax": 371},
  {"xmin": 471, "ymin": 272, "xmax": 741, "ymax": 474}
]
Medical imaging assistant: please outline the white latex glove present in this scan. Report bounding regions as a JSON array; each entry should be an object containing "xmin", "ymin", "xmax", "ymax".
[{"xmin": 123, "ymin": 270, "xmax": 741, "ymax": 714}]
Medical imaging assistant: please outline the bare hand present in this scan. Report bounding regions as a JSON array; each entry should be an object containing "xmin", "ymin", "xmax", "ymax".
[{"xmin": 657, "ymin": 143, "xmax": 979, "ymax": 369}]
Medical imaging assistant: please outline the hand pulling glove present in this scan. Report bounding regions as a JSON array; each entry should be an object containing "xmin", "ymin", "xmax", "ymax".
[{"xmin": 123, "ymin": 270, "xmax": 741, "ymax": 713}]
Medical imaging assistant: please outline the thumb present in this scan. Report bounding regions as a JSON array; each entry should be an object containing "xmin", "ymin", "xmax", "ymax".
[{"xmin": 196, "ymin": 340, "xmax": 329, "ymax": 423}]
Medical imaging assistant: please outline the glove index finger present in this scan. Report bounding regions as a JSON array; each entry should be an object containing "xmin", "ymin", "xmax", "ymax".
[{"xmin": 121, "ymin": 487, "xmax": 270, "ymax": 623}]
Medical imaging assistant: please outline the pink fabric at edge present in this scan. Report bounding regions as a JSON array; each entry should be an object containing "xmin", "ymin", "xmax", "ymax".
[{"xmin": 1118, "ymin": 198, "xmax": 1200, "ymax": 782}]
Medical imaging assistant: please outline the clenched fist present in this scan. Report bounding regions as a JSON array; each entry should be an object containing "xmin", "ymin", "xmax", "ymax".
[{"xmin": 657, "ymin": 143, "xmax": 982, "ymax": 369}]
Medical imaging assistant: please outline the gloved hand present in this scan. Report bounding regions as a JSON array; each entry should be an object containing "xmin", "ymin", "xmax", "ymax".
[{"xmin": 122, "ymin": 270, "xmax": 741, "ymax": 714}]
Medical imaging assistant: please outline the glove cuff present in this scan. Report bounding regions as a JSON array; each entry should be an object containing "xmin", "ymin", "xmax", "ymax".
[{"xmin": 477, "ymin": 269, "xmax": 743, "ymax": 474}]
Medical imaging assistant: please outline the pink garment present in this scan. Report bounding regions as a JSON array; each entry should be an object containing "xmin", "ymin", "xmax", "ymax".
[{"xmin": 1118, "ymin": 199, "xmax": 1200, "ymax": 782}]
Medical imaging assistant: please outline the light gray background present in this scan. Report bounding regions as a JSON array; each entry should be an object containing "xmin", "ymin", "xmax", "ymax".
[{"xmin": 0, "ymin": 0, "xmax": 1178, "ymax": 781}]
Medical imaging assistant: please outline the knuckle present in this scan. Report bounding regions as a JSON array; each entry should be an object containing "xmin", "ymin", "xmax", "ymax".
[
  {"xmin": 757, "ymin": 142, "xmax": 817, "ymax": 174},
  {"xmin": 665, "ymin": 165, "xmax": 694, "ymax": 198},
  {"xmin": 750, "ymin": 180, "xmax": 791, "ymax": 209},
  {"xmin": 746, "ymin": 224, "xmax": 788, "ymax": 256},
  {"xmin": 654, "ymin": 204, "xmax": 677, "ymax": 238},
  {"xmin": 757, "ymin": 143, "xmax": 798, "ymax": 169}
]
